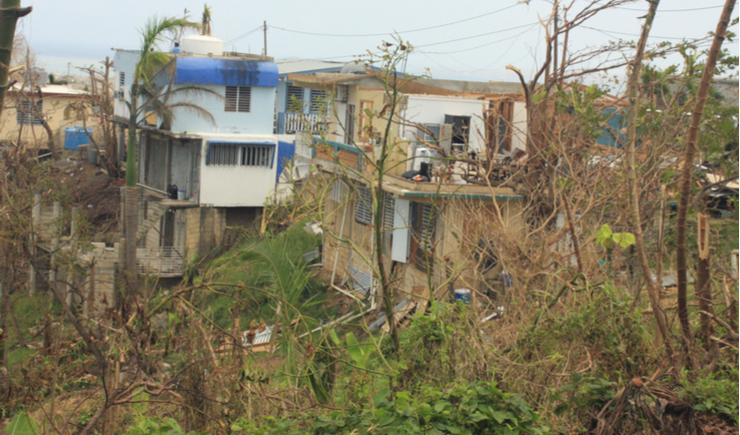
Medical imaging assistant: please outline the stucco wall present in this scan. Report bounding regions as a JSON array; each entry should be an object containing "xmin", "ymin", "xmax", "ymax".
[
  {"xmin": 198, "ymin": 134, "xmax": 278, "ymax": 207},
  {"xmin": 401, "ymin": 95, "xmax": 488, "ymax": 153},
  {"xmin": 167, "ymin": 83, "xmax": 276, "ymax": 135},
  {"xmin": 0, "ymin": 94, "xmax": 101, "ymax": 148}
]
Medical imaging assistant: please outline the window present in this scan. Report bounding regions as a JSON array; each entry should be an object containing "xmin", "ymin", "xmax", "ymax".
[
  {"xmin": 412, "ymin": 202, "xmax": 436, "ymax": 267},
  {"xmin": 286, "ymin": 85, "xmax": 304, "ymax": 111},
  {"xmin": 207, "ymin": 142, "xmax": 274, "ymax": 167},
  {"xmin": 358, "ymin": 100, "xmax": 373, "ymax": 142},
  {"xmin": 119, "ymin": 72, "xmax": 125, "ymax": 90},
  {"xmin": 382, "ymin": 195, "xmax": 395, "ymax": 231},
  {"xmin": 310, "ymin": 89, "xmax": 328, "ymax": 113},
  {"xmin": 331, "ymin": 180, "xmax": 348, "ymax": 204},
  {"xmin": 17, "ymin": 100, "xmax": 43, "ymax": 126},
  {"xmin": 355, "ymin": 186, "xmax": 373, "ymax": 225},
  {"xmin": 344, "ymin": 104, "xmax": 355, "ymax": 145},
  {"xmin": 225, "ymin": 85, "xmax": 251, "ymax": 113}
]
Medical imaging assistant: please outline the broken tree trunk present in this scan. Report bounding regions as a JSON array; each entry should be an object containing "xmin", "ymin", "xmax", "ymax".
[
  {"xmin": 0, "ymin": 0, "xmax": 32, "ymax": 118},
  {"xmin": 675, "ymin": 0, "xmax": 736, "ymax": 370}
]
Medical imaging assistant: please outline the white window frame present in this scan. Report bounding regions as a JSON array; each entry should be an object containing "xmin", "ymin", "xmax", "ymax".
[{"xmin": 225, "ymin": 85, "xmax": 251, "ymax": 113}]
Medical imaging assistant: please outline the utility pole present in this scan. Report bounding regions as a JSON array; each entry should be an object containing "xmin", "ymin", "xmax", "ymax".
[
  {"xmin": 553, "ymin": 5, "xmax": 558, "ymax": 80},
  {"xmin": 263, "ymin": 21, "xmax": 267, "ymax": 56}
]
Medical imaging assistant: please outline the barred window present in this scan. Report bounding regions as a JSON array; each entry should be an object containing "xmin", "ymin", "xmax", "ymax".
[
  {"xmin": 17, "ymin": 100, "xmax": 43, "ymax": 126},
  {"xmin": 207, "ymin": 142, "xmax": 274, "ymax": 167},
  {"xmin": 225, "ymin": 85, "xmax": 251, "ymax": 113},
  {"xmin": 355, "ymin": 186, "xmax": 373, "ymax": 225}
]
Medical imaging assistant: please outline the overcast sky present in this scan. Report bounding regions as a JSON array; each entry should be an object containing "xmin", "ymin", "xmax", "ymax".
[{"xmin": 17, "ymin": 0, "xmax": 739, "ymax": 89}]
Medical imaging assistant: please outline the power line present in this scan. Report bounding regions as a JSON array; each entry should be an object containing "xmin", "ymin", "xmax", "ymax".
[
  {"xmin": 225, "ymin": 26, "xmax": 263, "ymax": 45},
  {"xmin": 268, "ymin": 4, "xmax": 519, "ymax": 38},
  {"xmin": 581, "ymin": 25, "xmax": 713, "ymax": 41},
  {"xmin": 614, "ymin": 4, "xmax": 727, "ymax": 12},
  {"xmin": 420, "ymin": 23, "xmax": 539, "ymax": 54},
  {"xmin": 416, "ymin": 22, "xmax": 540, "ymax": 48}
]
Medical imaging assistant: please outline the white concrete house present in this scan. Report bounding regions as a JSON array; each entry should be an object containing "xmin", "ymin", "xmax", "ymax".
[{"xmin": 113, "ymin": 35, "xmax": 296, "ymax": 274}]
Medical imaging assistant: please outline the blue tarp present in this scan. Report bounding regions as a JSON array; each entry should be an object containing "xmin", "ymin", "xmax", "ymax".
[
  {"xmin": 174, "ymin": 57, "xmax": 278, "ymax": 87},
  {"xmin": 276, "ymin": 141, "xmax": 296, "ymax": 181}
]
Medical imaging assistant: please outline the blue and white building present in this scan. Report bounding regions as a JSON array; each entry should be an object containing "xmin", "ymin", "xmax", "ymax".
[{"xmin": 113, "ymin": 35, "xmax": 296, "ymax": 272}]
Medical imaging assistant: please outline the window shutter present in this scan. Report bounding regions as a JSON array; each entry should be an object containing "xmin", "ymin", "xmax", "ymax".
[
  {"xmin": 287, "ymin": 85, "xmax": 304, "ymax": 110},
  {"xmin": 238, "ymin": 86, "xmax": 251, "ymax": 112},
  {"xmin": 391, "ymin": 199, "xmax": 411, "ymax": 263},
  {"xmin": 347, "ymin": 264, "xmax": 372, "ymax": 296},
  {"xmin": 382, "ymin": 195, "xmax": 395, "ymax": 230},
  {"xmin": 225, "ymin": 85, "xmax": 238, "ymax": 112},
  {"xmin": 331, "ymin": 180, "xmax": 347, "ymax": 204},
  {"xmin": 310, "ymin": 89, "xmax": 328, "ymax": 113},
  {"xmin": 355, "ymin": 186, "xmax": 373, "ymax": 225}
]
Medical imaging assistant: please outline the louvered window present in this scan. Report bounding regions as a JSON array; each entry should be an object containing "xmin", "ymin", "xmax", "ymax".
[
  {"xmin": 286, "ymin": 85, "xmax": 304, "ymax": 111},
  {"xmin": 119, "ymin": 72, "xmax": 125, "ymax": 90},
  {"xmin": 17, "ymin": 100, "xmax": 43, "ymax": 126},
  {"xmin": 207, "ymin": 142, "xmax": 274, "ymax": 167},
  {"xmin": 347, "ymin": 264, "xmax": 372, "ymax": 296},
  {"xmin": 331, "ymin": 180, "xmax": 348, "ymax": 204},
  {"xmin": 382, "ymin": 195, "xmax": 395, "ymax": 231},
  {"xmin": 225, "ymin": 85, "xmax": 251, "ymax": 113},
  {"xmin": 310, "ymin": 89, "xmax": 328, "ymax": 113},
  {"xmin": 413, "ymin": 203, "xmax": 436, "ymax": 266},
  {"xmin": 355, "ymin": 186, "xmax": 373, "ymax": 225}
]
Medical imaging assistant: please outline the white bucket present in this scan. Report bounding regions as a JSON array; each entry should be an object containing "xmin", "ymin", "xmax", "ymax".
[{"xmin": 177, "ymin": 190, "xmax": 186, "ymax": 200}]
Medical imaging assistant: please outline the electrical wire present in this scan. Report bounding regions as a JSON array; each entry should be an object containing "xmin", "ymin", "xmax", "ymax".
[
  {"xmin": 416, "ymin": 22, "xmax": 539, "ymax": 48},
  {"xmin": 420, "ymin": 23, "xmax": 539, "ymax": 54},
  {"xmin": 614, "ymin": 4, "xmax": 728, "ymax": 12},
  {"xmin": 267, "ymin": 4, "xmax": 519, "ymax": 38},
  {"xmin": 581, "ymin": 25, "xmax": 713, "ymax": 41},
  {"xmin": 225, "ymin": 26, "xmax": 263, "ymax": 45}
]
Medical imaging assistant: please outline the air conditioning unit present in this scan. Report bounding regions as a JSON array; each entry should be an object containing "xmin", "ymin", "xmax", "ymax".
[{"xmin": 334, "ymin": 85, "xmax": 349, "ymax": 103}]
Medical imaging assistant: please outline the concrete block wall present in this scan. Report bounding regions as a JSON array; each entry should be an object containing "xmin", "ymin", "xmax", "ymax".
[{"xmin": 79, "ymin": 242, "xmax": 120, "ymax": 316}]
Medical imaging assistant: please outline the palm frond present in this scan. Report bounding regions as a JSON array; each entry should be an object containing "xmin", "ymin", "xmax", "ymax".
[{"xmin": 135, "ymin": 16, "xmax": 200, "ymax": 84}]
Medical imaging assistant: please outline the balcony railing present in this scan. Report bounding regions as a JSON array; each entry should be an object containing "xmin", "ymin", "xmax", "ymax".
[{"xmin": 280, "ymin": 112, "xmax": 326, "ymax": 135}]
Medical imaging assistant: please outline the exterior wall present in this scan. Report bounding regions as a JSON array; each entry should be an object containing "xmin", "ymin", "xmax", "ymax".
[
  {"xmin": 0, "ymin": 93, "xmax": 100, "ymax": 148},
  {"xmin": 321, "ymin": 180, "xmax": 523, "ymax": 302},
  {"xmin": 168, "ymin": 83, "xmax": 276, "ymax": 135},
  {"xmin": 112, "ymin": 50, "xmax": 140, "ymax": 121},
  {"xmin": 198, "ymin": 134, "xmax": 279, "ymax": 207},
  {"xmin": 400, "ymin": 95, "xmax": 487, "ymax": 153}
]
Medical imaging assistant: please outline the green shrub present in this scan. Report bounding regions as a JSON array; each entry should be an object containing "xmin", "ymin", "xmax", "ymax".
[{"xmin": 680, "ymin": 367, "xmax": 739, "ymax": 424}]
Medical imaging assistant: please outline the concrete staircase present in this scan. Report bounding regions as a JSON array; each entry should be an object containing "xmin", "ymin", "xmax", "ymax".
[{"xmin": 135, "ymin": 200, "xmax": 168, "ymax": 244}]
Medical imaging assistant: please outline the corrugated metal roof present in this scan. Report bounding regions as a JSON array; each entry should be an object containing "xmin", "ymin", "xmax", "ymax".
[{"xmin": 174, "ymin": 57, "xmax": 278, "ymax": 87}]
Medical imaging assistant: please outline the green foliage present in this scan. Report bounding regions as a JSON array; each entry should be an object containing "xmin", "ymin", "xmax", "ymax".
[
  {"xmin": 124, "ymin": 416, "xmax": 206, "ymax": 435},
  {"xmin": 551, "ymin": 373, "xmax": 617, "ymax": 416},
  {"xmin": 680, "ymin": 367, "xmax": 739, "ymax": 424},
  {"xmin": 594, "ymin": 224, "xmax": 635, "ymax": 250},
  {"xmin": 4, "ymin": 412, "xmax": 39, "ymax": 435},
  {"xmin": 232, "ymin": 380, "xmax": 549, "ymax": 435}
]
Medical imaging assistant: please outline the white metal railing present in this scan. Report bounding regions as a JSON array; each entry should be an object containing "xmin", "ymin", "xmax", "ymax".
[
  {"xmin": 137, "ymin": 246, "xmax": 184, "ymax": 276},
  {"xmin": 284, "ymin": 112, "xmax": 326, "ymax": 135}
]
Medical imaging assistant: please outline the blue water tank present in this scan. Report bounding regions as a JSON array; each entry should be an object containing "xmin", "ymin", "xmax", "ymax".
[{"xmin": 64, "ymin": 127, "xmax": 93, "ymax": 150}]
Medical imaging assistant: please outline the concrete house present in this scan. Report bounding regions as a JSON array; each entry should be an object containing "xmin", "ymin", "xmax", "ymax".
[
  {"xmin": 287, "ymin": 70, "xmax": 528, "ymax": 317},
  {"xmin": 274, "ymin": 59, "xmax": 344, "ymax": 136},
  {"xmin": 0, "ymin": 84, "xmax": 99, "ymax": 152},
  {"xmin": 113, "ymin": 34, "xmax": 294, "ymax": 276}
]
